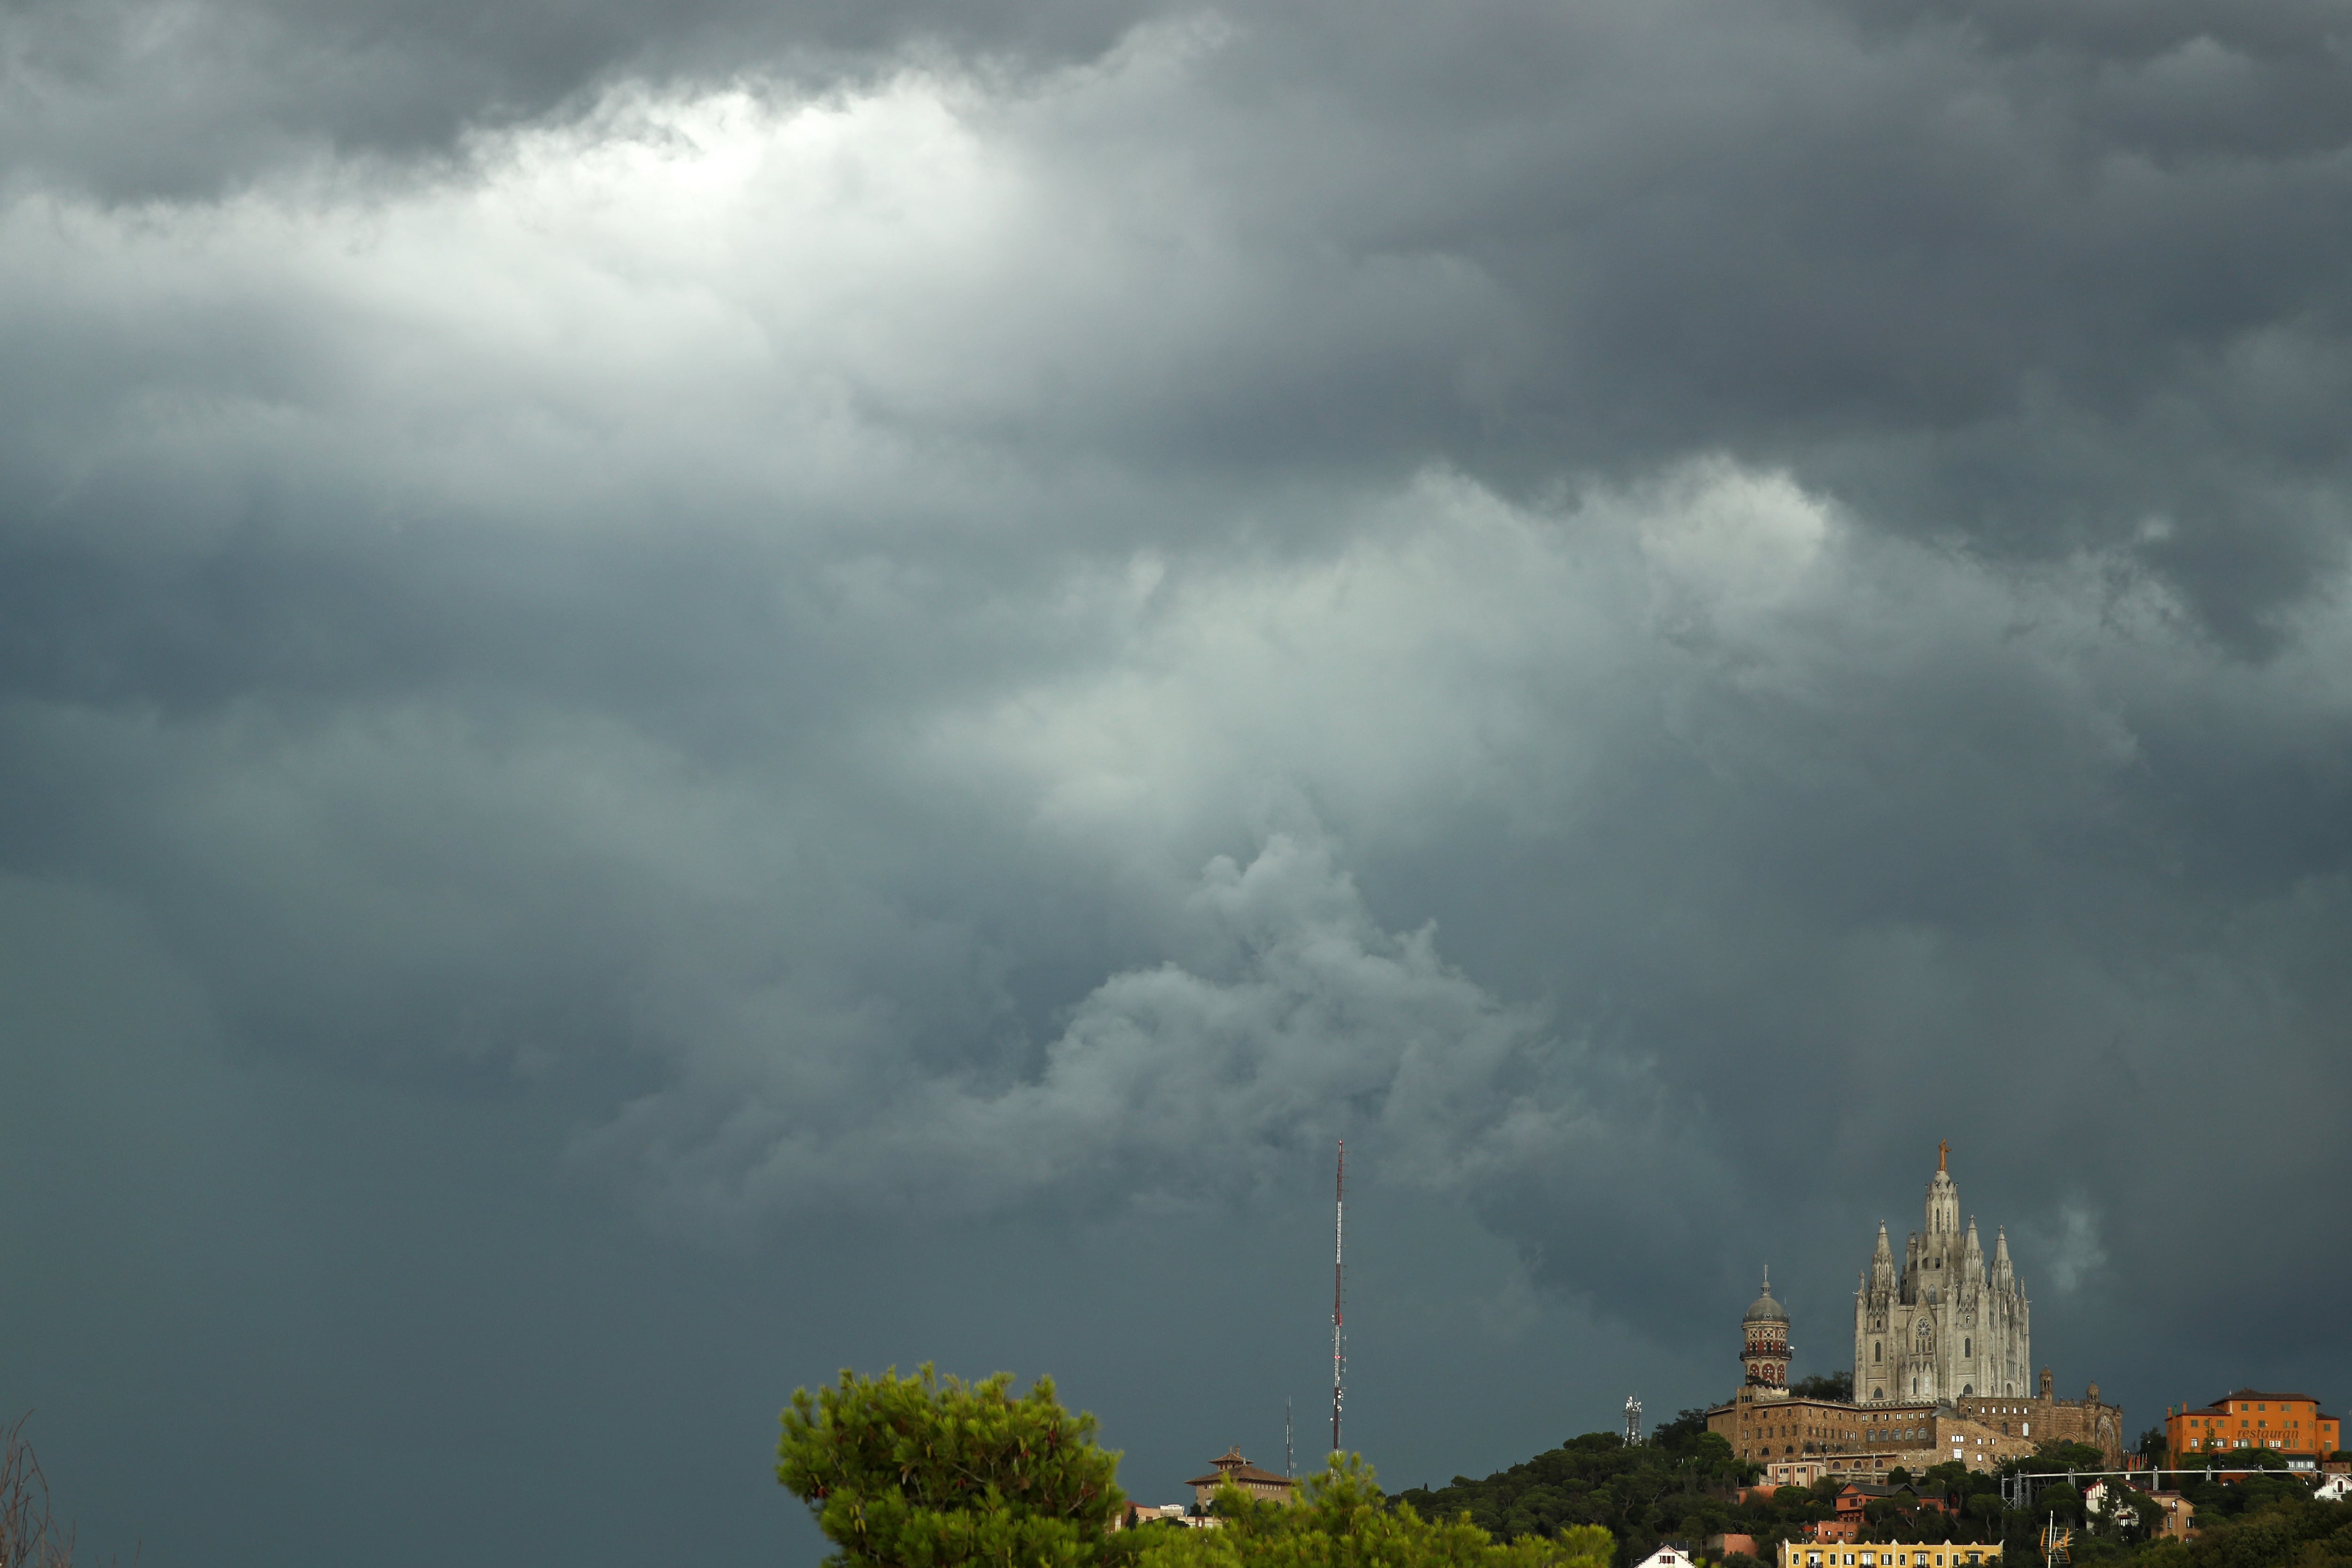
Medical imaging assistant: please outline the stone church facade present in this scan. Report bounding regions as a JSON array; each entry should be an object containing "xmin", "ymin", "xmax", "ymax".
[
  {"xmin": 1706, "ymin": 1147, "xmax": 2126, "ymax": 1472},
  {"xmin": 1853, "ymin": 1145, "xmax": 2030, "ymax": 1405}
]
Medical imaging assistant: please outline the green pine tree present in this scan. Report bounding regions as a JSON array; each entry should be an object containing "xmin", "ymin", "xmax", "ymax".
[{"xmin": 779, "ymin": 1365, "xmax": 1131, "ymax": 1568}]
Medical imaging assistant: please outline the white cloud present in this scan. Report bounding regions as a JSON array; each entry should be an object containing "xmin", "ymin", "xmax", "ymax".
[{"xmin": 2030, "ymin": 1200, "xmax": 2111, "ymax": 1297}]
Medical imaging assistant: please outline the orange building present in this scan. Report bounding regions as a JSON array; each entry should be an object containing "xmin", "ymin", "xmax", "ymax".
[{"xmin": 2167, "ymin": 1390, "xmax": 2341, "ymax": 1469}]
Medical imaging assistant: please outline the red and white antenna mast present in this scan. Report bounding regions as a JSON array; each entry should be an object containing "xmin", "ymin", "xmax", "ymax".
[{"xmin": 1331, "ymin": 1138, "xmax": 1345, "ymax": 1455}]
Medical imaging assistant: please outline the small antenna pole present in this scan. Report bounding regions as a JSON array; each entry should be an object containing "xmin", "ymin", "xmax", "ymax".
[{"xmin": 1332, "ymin": 1138, "xmax": 1346, "ymax": 1455}]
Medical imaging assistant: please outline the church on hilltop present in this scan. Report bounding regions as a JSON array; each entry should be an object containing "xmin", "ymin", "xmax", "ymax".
[
  {"xmin": 1706, "ymin": 1146, "xmax": 2124, "ymax": 1481},
  {"xmin": 1854, "ymin": 1141, "xmax": 2030, "ymax": 1404}
]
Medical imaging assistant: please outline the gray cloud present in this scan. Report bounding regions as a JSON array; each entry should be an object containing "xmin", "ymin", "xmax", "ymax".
[
  {"xmin": 11, "ymin": 4, "xmax": 2352, "ymax": 633},
  {"xmin": 4, "ymin": 5, "xmax": 2352, "ymax": 1563}
]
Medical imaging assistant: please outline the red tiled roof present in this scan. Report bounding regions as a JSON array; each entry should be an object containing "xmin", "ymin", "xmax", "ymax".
[{"xmin": 2181, "ymin": 1392, "xmax": 2336, "ymax": 1419}]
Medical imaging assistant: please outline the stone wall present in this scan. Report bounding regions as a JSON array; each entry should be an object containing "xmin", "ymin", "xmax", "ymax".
[
  {"xmin": 1712, "ymin": 1379, "xmax": 2120, "ymax": 1477},
  {"xmin": 1953, "ymin": 1378, "xmax": 2123, "ymax": 1468}
]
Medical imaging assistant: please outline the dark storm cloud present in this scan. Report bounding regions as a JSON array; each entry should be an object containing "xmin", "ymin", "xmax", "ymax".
[
  {"xmin": 12, "ymin": 0, "xmax": 2352, "ymax": 637},
  {"xmin": 0, "ymin": 0, "xmax": 1152, "ymax": 193},
  {"xmin": 4, "ymin": 2, "xmax": 2352, "ymax": 1563}
]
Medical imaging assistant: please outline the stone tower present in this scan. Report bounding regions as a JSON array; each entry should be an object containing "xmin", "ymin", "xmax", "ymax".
[
  {"xmin": 1852, "ymin": 1144, "xmax": 2029, "ymax": 1404},
  {"xmin": 1743, "ymin": 1268, "xmax": 1791, "ymax": 1394}
]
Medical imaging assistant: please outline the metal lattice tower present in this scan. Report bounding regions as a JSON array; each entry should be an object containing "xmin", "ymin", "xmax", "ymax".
[{"xmin": 1624, "ymin": 1395, "xmax": 1643, "ymax": 1447}]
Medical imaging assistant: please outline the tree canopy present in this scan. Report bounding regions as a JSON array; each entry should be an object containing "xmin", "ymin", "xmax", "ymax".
[
  {"xmin": 2030, "ymin": 1439, "xmax": 2109, "ymax": 1473},
  {"xmin": 779, "ymin": 1369, "xmax": 1612, "ymax": 1568},
  {"xmin": 1391, "ymin": 1416, "xmax": 1755, "ymax": 1562},
  {"xmin": 2092, "ymin": 1496, "xmax": 2352, "ymax": 1568},
  {"xmin": 1150, "ymin": 1457, "xmax": 1612, "ymax": 1568},
  {"xmin": 775, "ymin": 1369, "xmax": 2352, "ymax": 1568},
  {"xmin": 778, "ymin": 1365, "xmax": 1131, "ymax": 1568}
]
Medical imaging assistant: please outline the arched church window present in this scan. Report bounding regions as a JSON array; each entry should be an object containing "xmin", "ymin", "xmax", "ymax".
[{"xmin": 1964, "ymin": 1338, "xmax": 1971, "ymax": 1357}]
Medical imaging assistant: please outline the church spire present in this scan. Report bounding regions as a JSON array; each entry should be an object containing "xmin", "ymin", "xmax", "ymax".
[
  {"xmin": 1925, "ymin": 1145, "xmax": 1960, "ymax": 1235},
  {"xmin": 1856, "ymin": 1162, "xmax": 2027, "ymax": 1408}
]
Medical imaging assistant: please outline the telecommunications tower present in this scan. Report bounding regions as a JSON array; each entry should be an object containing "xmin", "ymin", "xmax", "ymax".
[
  {"xmin": 1623, "ymin": 1395, "xmax": 1643, "ymax": 1447},
  {"xmin": 1331, "ymin": 1139, "xmax": 1346, "ymax": 1454}
]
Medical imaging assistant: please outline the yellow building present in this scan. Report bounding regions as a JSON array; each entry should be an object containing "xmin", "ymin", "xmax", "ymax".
[
  {"xmin": 2148, "ymin": 1492, "xmax": 2195, "ymax": 1543},
  {"xmin": 1778, "ymin": 1546, "xmax": 1995, "ymax": 1568}
]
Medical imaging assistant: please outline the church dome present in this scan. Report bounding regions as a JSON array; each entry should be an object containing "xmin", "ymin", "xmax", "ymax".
[{"xmin": 1743, "ymin": 1273, "xmax": 1788, "ymax": 1324}]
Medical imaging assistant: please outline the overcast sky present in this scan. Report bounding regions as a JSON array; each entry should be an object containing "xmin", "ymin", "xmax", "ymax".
[{"xmin": 4, "ymin": 0, "xmax": 2351, "ymax": 1560}]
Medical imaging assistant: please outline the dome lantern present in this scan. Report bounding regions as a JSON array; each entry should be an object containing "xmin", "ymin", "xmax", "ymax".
[{"xmin": 1740, "ymin": 1267, "xmax": 1791, "ymax": 1393}]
